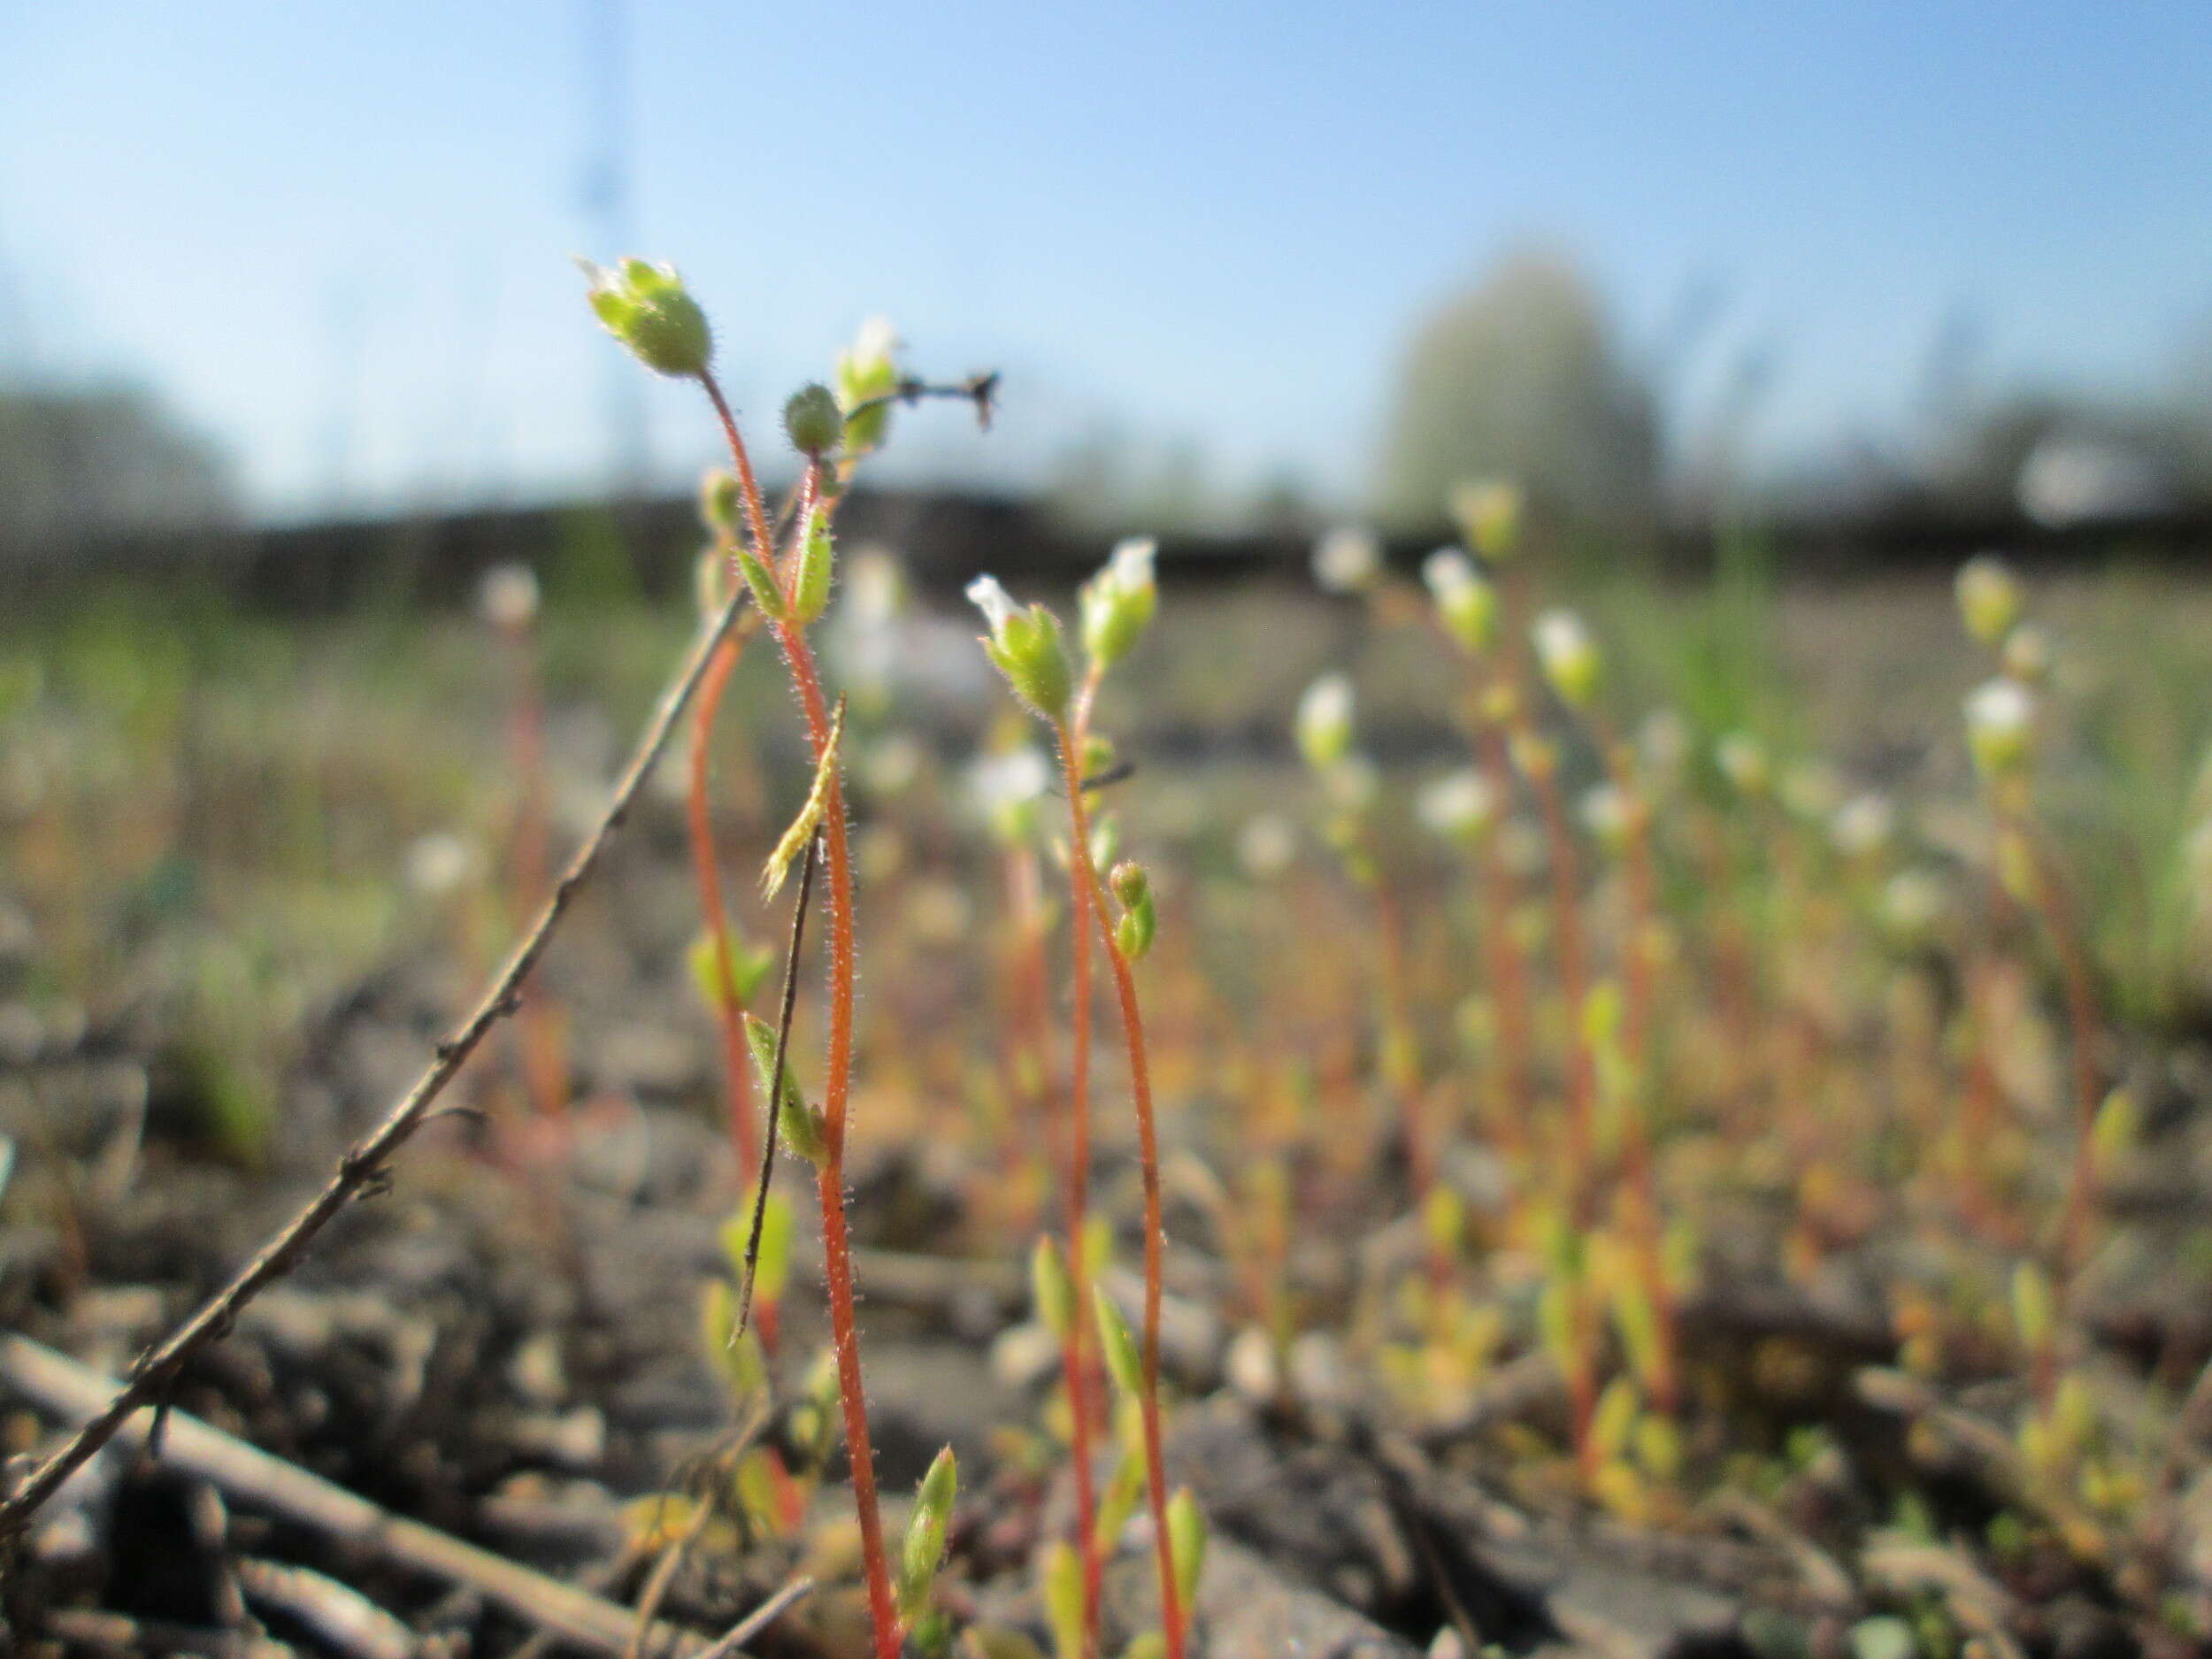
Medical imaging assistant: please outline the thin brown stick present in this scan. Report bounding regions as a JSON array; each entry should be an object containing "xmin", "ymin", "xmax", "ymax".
[
  {"xmin": 735, "ymin": 828, "xmax": 822, "ymax": 1338},
  {"xmin": 692, "ymin": 1578, "xmax": 816, "ymax": 1659},
  {"xmin": 0, "ymin": 586, "xmax": 752, "ymax": 1541},
  {"xmin": 0, "ymin": 1336, "xmax": 703, "ymax": 1655}
]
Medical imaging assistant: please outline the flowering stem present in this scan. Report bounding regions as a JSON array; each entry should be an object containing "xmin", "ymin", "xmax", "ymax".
[
  {"xmin": 1048, "ymin": 706, "xmax": 1105, "ymax": 1659},
  {"xmin": 1086, "ymin": 866, "xmax": 1187, "ymax": 1659},
  {"xmin": 699, "ymin": 370, "xmax": 900, "ymax": 1659}
]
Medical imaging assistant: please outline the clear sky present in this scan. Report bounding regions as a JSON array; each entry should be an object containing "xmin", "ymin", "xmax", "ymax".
[{"xmin": 2, "ymin": 1, "xmax": 2207, "ymax": 522}]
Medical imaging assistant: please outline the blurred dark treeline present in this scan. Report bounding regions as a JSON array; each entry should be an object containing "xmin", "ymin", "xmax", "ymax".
[{"xmin": 6, "ymin": 250, "xmax": 2210, "ymax": 607}]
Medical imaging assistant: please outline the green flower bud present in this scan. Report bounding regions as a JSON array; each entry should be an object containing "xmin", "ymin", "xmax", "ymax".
[
  {"xmin": 1295, "ymin": 672, "xmax": 1355, "ymax": 773},
  {"xmin": 1079, "ymin": 537, "xmax": 1159, "ymax": 670},
  {"xmin": 1115, "ymin": 906, "xmax": 1154, "ymax": 962},
  {"xmin": 1716, "ymin": 733, "xmax": 1769, "ymax": 797},
  {"xmin": 1532, "ymin": 608, "xmax": 1602, "ymax": 709},
  {"xmin": 1449, "ymin": 480, "xmax": 1524, "ymax": 561},
  {"xmin": 1032, "ymin": 1235, "xmax": 1076, "ymax": 1340},
  {"xmin": 734, "ymin": 539, "xmax": 790, "ymax": 624},
  {"xmin": 581, "ymin": 257, "xmax": 713, "ymax": 379},
  {"xmin": 2091, "ymin": 1087, "xmax": 2138, "ymax": 1169},
  {"xmin": 1041, "ymin": 1540, "xmax": 1085, "ymax": 1659},
  {"xmin": 1110, "ymin": 860, "xmax": 1149, "ymax": 910},
  {"xmin": 1421, "ymin": 549, "xmax": 1497, "ymax": 654},
  {"xmin": 1955, "ymin": 554, "xmax": 2023, "ymax": 647},
  {"xmin": 687, "ymin": 927, "xmax": 774, "ymax": 1012},
  {"xmin": 1093, "ymin": 1286, "xmax": 1144, "ymax": 1398},
  {"xmin": 742, "ymin": 1012, "xmax": 826, "ymax": 1164},
  {"xmin": 897, "ymin": 1445, "xmax": 958, "ymax": 1622},
  {"xmin": 700, "ymin": 467, "xmax": 741, "ymax": 533},
  {"xmin": 783, "ymin": 382, "xmax": 845, "ymax": 457},
  {"xmin": 2011, "ymin": 1259, "xmax": 2054, "ymax": 1354},
  {"xmin": 794, "ymin": 507, "xmax": 835, "ymax": 624},
  {"xmin": 1415, "ymin": 770, "xmax": 1498, "ymax": 846},
  {"xmin": 968, "ymin": 577, "xmax": 1073, "ymax": 720},
  {"xmin": 1166, "ymin": 1488, "xmax": 1207, "ymax": 1612},
  {"xmin": 695, "ymin": 546, "xmax": 735, "ymax": 620}
]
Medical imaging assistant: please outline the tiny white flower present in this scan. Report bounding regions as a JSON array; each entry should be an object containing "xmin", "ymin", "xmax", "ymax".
[
  {"xmin": 1638, "ymin": 708, "xmax": 1690, "ymax": 782},
  {"xmin": 1417, "ymin": 770, "xmax": 1498, "ymax": 843},
  {"xmin": 965, "ymin": 573, "xmax": 1018, "ymax": 638},
  {"xmin": 1580, "ymin": 782, "xmax": 1630, "ymax": 849},
  {"xmin": 1107, "ymin": 536, "xmax": 1158, "ymax": 592},
  {"xmin": 1716, "ymin": 732, "xmax": 1769, "ymax": 796},
  {"xmin": 405, "ymin": 832, "xmax": 479, "ymax": 898},
  {"xmin": 850, "ymin": 314, "xmax": 902, "ymax": 367},
  {"xmin": 478, "ymin": 563, "xmax": 539, "ymax": 633},
  {"xmin": 1312, "ymin": 526, "xmax": 1381, "ymax": 594},
  {"xmin": 1238, "ymin": 813, "xmax": 1297, "ymax": 879},
  {"xmin": 1422, "ymin": 548, "xmax": 1478, "ymax": 603},
  {"xmin": 1295, "ymin": 672, "xmax": 1356, "ymax": 772},
  {"xmin": 1881, "ymin": 869, "xmax": 1947, "ymax": 937},
  {"xmin": 967, "ymin": 747, "xmax": 1050, "ymax": 811},
  {"xmin": 1832, "ymin": 792, "xmax": 1895, "ymax": 859},
  {"xmin": 1965, "ymin": 677, "xmax": 2035, "ymax": 777},
  {"xmin": 1532, "ymin": 609, "xmax": 1601, "ymax": 706}
]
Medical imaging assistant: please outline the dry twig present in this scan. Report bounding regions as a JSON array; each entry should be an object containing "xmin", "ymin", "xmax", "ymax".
[{"xmin": 0, "ymin": 586, "xmax": 749, "ymax": 1540}]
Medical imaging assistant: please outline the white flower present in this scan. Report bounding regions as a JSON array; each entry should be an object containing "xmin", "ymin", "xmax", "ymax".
[
  {"xmin": 1237, "ymin": 813, "xmax": 1297, "ymax": 880},
  {"xmin": 1107, "ymin": 536, "xmax": 1158, "ymax": 592},
  {"xmin": 1638, "ymin": 708, "xmax": 1690, "ymax": 782},
  {"xmin": 850, "ymin": 314, "xmax": 901, "ymax": 368},
  {"xmin": 1422, "ymin": 548, "xmax": 1478, "ymax": 603},
  {"xmin": 1294, "ymin": 672, "xmax": 1356, "ymax": 772},
  {"xmin": 1965, "ymin": 677, "xmax": 2035, "ymax": 777},
  {"xmin": 1312, "ymin": 526, "xmax": 1381, "ymax": 594},
  {"xmin": 1780, "ymin": 761, "xmax": 1842, "ymax": 822},
  {"xmin": 405, "ymin": 832, "xmax": 479, "ymax": 898},
  {"xmin": 478, "ymin": 564, "xmax": 539, "ymax": 633},
  {"xmin": 1716, "ymin": 732, "xmax": 1769, "ymax": 796},
  {"xmin": 841, "ymin": 546, "xmax": 907, "ymax": 627},
  {"xmin": 965, "ymin": 573, "xmax": 1018, "ymax": 638},
  {"xmin": 1832, "ymin": 793, "xmax": 1895, "ymax": 858},
  {"xmin": 1881, "ymin": 869, "xmax": 1947, "ymax": 937},
  {"xmin": 1580, "ymin": 782, "xmax": 1630, "ymax": 849},
  {"xmin": 967, "ymin": 747, "xmax": 1049, "ymax": 812},
  {"xmin": 1417, "ymin": 770, "xmax": 1498, "ymax": 842},
  {"xmin": 1532, "ymin": 609, "xmax": 1601, "ymax": 706}
]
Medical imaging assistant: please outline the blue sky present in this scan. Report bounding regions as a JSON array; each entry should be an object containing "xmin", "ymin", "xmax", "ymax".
[{"xmin": 2, "ymin": 2, "xmax": 2207, "ymax": 521}]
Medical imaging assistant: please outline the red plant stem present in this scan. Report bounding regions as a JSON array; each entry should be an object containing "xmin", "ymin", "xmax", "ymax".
[
  {"xmin": 1086, "ymin": 866, "xmax": 1187, "ymax": 1659},
  {"xmin": 2011, "ymin": 817, "xmax": 2105, "ymax": 1276},
  {"xmin": 1373, "ymin": 883, "xmax": 1450, "ymax": 1303},
  {"xmin": 1049, "ymin": 708, "xmax": 1105, "ymax": 1659},
  {"xmin": 686, "ymin": 630, "xmax": 761, "ymax": 1187},
  {"xmin": 1589, "ymin": 715, "xmax": 1678, "ymax": 1414},
  {"xmin": 700, "ymin": 372, "xmax": 899, "ymax": 1659},
  {"xmin": 1470, "ymin": 714, "xmax": 1536, "ymax": 1157}
]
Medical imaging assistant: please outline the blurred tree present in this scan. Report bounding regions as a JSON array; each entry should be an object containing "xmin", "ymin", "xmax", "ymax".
[
  {"xmin": 0, "ymin": 382, "xmax": 235, "ymax": 561},
  {"xmin": 1373, "ymin": 250, "xmax": 1660, "ymax": 536}
]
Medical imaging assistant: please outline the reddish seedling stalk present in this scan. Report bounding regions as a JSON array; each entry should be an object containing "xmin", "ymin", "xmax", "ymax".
[
  {"xmin": 686, "ymin": 626, "xmax": 764, "ymax": 1193},
  {"xmin": 1491, "ymin": 573, "xmax": 1601, "ymax": 1482},
  {"xmin": 995, "ymin": 839, "xmax": 1056, "ymax": 1236},
  {"xmin": 1047, "ymin": 697, "xmax": 1107, "ymax": 1659},
  {"xmin": 1468, "ymin": 708, "xmax": 1538, "ymax": 1158},
  {"xmin": 1587, "ymin": 711, "xmax": 1680, "ymax": 1416},
  {"xmin": 698, "ymin": 372, "xmax": 900, "ymax": 1659},
  {"xmin": 1993, "ymin": 801, "xmax": 2106, "ymax": 1277},
  {"xmin": 1373, "ymin": 882, "xmax": 1452, "ymax": 1306},
  {"xmin": 1056, "ymin": 684, "xmax": 1186, "ymax": 1659}
]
